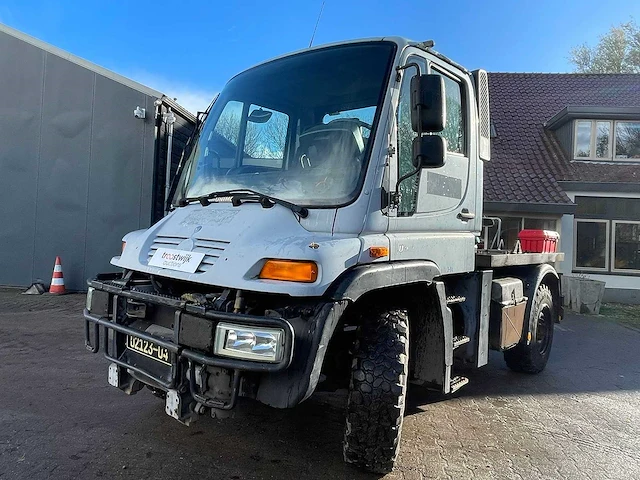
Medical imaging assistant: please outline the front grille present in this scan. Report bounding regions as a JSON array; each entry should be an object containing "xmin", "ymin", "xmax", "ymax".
[{"xmin": 147, "ymin": 234, "xmax": 229, "ymax": 273}]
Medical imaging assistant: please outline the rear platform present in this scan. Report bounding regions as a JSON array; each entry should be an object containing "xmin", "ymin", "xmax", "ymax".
[{"xmin": 475, "ymin": 250, "xmax": 564, "ymax": 268}]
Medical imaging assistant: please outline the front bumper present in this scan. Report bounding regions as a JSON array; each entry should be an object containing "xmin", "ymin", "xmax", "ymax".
[
  {"xmin": 84, "ymin": 275, "xmax": 294, "ymax": 410},
  {"xmin": 83, "ymin": 273, "xmax": 348, "ymax": 410}
]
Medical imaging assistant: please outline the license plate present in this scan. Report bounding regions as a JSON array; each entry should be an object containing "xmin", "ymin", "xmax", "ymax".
[{"xmin": 126, "ymin": 335, "xmax": 171, "ymax": 365}]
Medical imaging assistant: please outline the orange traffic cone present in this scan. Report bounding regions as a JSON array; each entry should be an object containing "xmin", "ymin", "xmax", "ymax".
[{"xmin": 49, "ymin": 256, "xmax": 66, "ymax": 294}]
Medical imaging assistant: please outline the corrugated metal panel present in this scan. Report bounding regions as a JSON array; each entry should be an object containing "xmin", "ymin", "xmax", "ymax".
[
  {"xmin": 82, "ymin": 75, "xmax": 153, "ymax": 289},
  {"xmin": 32, "ymin": 54, "xmax": 94, "ymax": 290},
  {"xmin": 0, "ymin": 22, "xmax": 162, "ymax": 98},
  {"xmin": 0, "ymin": 32, "xmax": 45, "ymax": 286}
]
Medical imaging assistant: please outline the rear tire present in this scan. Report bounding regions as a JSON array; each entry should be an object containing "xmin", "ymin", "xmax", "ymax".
[
  {"xmin": 343, "ymin": 308, "xmax": 409, "ymax": 474},
  {"xmin": 504, "ymin": 284, "xmax": 555, "ymax": 373}
]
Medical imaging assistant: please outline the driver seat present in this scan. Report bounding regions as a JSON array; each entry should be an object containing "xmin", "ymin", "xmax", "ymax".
[{"xmin": 294, "ymin": 119, "xmax": 366, "ymax": 172}]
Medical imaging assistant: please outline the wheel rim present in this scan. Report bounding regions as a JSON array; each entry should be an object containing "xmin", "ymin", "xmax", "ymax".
[{"xmin": 535, "ymin": 305, "xmax": 551, "ymax": 355}]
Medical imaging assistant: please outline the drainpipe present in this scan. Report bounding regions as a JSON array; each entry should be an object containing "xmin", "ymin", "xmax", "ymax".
[
  {"xmin": 164, "ymin": 107, "xmax": 177, "ymax": 214},
  {"xmin": 153, "ymin": 99, "xmax": 163, "ymax": 221}
]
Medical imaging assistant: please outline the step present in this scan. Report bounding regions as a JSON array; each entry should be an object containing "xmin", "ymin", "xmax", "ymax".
[
  {"xmin": 446, "ymin": 295, "xmax": 466, "ymax": 305},
  {"xmin": 450, "ymin": 375, "xmax": 469, "ymax": 393},
  {"xmin": 453, "ymin": 335, "xmax": 471, "ymax": 349}
]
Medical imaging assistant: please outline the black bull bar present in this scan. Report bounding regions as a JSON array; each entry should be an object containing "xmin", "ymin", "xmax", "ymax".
[{"xmin": 84, "ymin": 289, "xmax": 294, "ymax": 410}]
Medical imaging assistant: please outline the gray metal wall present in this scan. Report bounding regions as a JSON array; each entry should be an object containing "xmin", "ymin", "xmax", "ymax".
[{"xmin": 0, "ymin": 30, "xmax": 158, "ymax": 290}]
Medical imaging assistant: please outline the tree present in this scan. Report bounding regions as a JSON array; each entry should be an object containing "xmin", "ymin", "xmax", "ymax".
[{"xmin": 570, "ymin": 21, "xmax": 640, "ymax": 73}]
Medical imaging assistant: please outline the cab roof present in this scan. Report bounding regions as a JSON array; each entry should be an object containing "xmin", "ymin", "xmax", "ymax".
[{"xmin": 231, "ymin": 37, "xmax": 467, "ymax": 83}]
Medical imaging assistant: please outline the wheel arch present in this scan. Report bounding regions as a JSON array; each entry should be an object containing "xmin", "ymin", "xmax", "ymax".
[
  {"xmin": 325, "ymin": 261, "xmax": 453, "ymax": 393},
  {"xmin": 325, "ymin": 260, "xmax": 442, "ymax": 303},
  {"xmin": 504, "ymin": 263, "xmax": 561, "ymax": 345}
]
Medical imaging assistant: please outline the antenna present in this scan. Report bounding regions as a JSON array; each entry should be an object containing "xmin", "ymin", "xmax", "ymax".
[{"xmin": 308, "ymin": 0, "xmax": 326, "ymax": 48}]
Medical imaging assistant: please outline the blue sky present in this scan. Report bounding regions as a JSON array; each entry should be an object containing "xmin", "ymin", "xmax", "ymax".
[{"xmin": 1, "ymin": 0, "xmax": 638, "ymax": 112}]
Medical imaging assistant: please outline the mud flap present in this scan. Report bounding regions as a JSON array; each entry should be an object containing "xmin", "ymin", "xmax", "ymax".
[{"xmin": 410, "ymin": 281, "xmax": 454, "ymax": 394}]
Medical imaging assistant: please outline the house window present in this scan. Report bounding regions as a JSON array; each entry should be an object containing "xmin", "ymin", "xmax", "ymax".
[
  {"xmin": 574, "ymin": 120, "xmax": 640, "ymax": 161},
  {"xmin": 524, "ymin": 218, "xmax": 557, "ymax": 231},
  {"xmin": 573, "ymin": 196, "xmax": 640, "ymax": 274},
  {"xmin": 615, "ymin": 122, "xmax": 640, "ymax": 160},
  {"xmin": 612, "ymin": 221, "xmax": 640, "ymax": 272},
  {"xmin": 482, "ymin": 216, "xmax": 558, "ymax": 250},
  {"xmin": 574, "ymin": 219, "xmax": 609, "ymax": 270}
]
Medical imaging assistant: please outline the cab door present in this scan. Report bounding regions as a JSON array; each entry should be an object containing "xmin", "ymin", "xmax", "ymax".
[{"xmin": 387, "ymin": 51, "xmax": 479, "ymax": 275}]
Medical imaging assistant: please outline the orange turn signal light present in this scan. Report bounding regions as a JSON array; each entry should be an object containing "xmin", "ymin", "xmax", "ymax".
[
  {"xmin": 369, "ymin": 246, "xmax": 389, "ymax": 258},
  {"xmin": 259, "ymin": 260, "xmax": 318, "ymax": 283}
]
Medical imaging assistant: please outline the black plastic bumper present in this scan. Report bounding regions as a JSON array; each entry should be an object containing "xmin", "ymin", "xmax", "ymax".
[
  {"xmin": 84, "ymin": 308, "xmax": 295, "ymax": 374},
  {"xmin": 83, "ymin": 277, "xmax": 298, "ymax": 409},
  {"xmin": 83, "ymin": 273, "xmax": 348, "ymax": 408}
]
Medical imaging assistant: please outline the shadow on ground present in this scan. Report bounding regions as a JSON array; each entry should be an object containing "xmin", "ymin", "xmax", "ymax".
[{"xmin": 0, "ymin": 291, "xmax": 638, "ymax": 479}]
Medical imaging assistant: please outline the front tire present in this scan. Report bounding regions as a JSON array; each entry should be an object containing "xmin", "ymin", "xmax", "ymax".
[
  {"xmin": 504, "ymin": 284, "xmax": 555, "ymax": 373},
  {"xmin": 343, "ymin": 308, "xmax": 409, "ymax": 473}
]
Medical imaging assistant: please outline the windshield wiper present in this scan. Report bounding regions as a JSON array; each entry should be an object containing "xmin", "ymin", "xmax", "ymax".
[
  {"xmin": 178, "ymin": 189, "xmax": 309, "ymax": 218},
  {"xmin": 231, "ymin": 192, "xmax": 308, "ymax": 218},
  {"xmin": 177, "ymin": 189, "xmax": 259, "ymax": 207}
]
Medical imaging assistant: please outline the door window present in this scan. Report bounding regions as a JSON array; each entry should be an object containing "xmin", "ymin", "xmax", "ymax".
[
  {"xmin": 396, "ymin": 61, "xmax": 467, "ymax": 215},
  {"xmin": 432, "ymin": 68, "xmax": 466, "ymax": 154},
  {"xmin": 396, "ymin": 58, "xmax": 426, "ymax": 216}
]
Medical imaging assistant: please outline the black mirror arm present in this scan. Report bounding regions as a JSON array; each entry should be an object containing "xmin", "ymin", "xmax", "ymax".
[
  {"xmin": 391, "ymin": 164, "xmax": 421, "ymax": 210},
  {"xmin": 395, "ymin": 166, "xmax": 420, "ymax": 193},
  {"xmin": 396, "ymin": 62, "xmax": 422, "ymax": 79}
]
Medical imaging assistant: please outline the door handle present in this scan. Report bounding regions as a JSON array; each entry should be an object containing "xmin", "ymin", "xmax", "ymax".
[{"xmin": 457, "ymin": 209, "xmax": 475, "ymax": 221}]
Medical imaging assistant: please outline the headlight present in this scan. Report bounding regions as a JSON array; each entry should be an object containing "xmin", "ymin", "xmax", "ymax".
[
  {"xmin": 86, "ymin": 287, "xmax": 94, "ymax": 312},
  {"xmin": 214, "ymin": 322, "xmax": 285, "ymax": 363}
]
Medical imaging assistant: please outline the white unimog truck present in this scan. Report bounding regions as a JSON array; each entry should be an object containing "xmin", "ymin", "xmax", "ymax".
[{"xmin": 84, "ymin": 37, "xmax": 564, "ymax": 473}]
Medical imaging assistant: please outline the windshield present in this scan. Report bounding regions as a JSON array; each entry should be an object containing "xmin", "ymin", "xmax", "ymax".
[{"xmin": 173, "ymin": 42, "xmax": 396, "ymax": 207}]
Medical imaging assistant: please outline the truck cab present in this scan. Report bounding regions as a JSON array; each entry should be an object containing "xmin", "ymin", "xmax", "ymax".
[{"xmin": 84, "ymin": 37, "xmax": 563, "ymax": 474}]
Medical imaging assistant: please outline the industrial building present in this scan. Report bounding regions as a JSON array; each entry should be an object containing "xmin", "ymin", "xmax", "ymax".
[{"xmin": 0, "ymin": 23, "xmax": 196, "ymax": 290}]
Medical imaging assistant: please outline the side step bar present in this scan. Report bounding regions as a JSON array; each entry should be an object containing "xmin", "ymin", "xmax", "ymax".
[
  {"xmin": 453, "ymin": 335, "xmax": 470, "ymax": 349},
  {"xmin": 450, "ymin": 376, "xmax": 469, "ymax": 393}
]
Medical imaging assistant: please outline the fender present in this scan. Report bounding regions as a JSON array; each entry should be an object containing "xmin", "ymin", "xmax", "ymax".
[
  {"xmin": 255, "ymin": 300, "xmax": 349, "ymax": 408},
  {"xmin": 326, "ymin": 260, "xmax": 442, "ymax": 302},
  {"xmin": 507, "ymin": 263, "xmax": 561, "ymax": 345},
  {"xmin": 327, "ymin": 261, "xmax": 453, "ymax": 393},
  {"xmin": 257, "ymin": 261, "xmax": 443, "ymax": 407}
]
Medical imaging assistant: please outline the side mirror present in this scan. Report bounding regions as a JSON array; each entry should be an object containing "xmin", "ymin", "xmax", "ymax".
[
  {"xmin": 412, "ymin": 135, "xmax": 446, "ymax": 169},
  {"xmin": 410, "ymin": 74, "xmax": 446, "ymax": 133}
]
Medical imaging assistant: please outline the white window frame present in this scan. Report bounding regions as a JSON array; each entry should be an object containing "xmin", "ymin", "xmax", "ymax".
[
  {"xmin": 573, "ymin": 218, "xmax": 610, "ymax": 272},
  {"xmin": 573, "ymin": 120, "xmax": 612, "ymax": 160},
  {"xmin": 574, "ymin": 119, "xmax": 640, "ymax": 161},
  {"xmin": 613, "ymin": 120, "xmax": 640, "ymax": 161},
  {"xmin": 611, "ymin": 220, "xmax": 640, "ymax": 274}
]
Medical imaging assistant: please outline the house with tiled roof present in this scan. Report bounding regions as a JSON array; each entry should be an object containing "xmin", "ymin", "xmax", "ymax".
[{"xmin": 485, "ymin": 73, "xmax": 640, "ymax": 303}]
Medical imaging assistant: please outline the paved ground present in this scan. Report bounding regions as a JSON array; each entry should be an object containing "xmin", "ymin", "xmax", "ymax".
[{"xmin": 0, "ymin": 289, "xmax": 638, "ymax": 480}]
